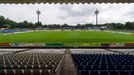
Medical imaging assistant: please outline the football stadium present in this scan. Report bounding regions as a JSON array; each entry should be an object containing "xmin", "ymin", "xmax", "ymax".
[{"xmin": 0, "ymin": 0, "xmax": 134, "ymax": 75}]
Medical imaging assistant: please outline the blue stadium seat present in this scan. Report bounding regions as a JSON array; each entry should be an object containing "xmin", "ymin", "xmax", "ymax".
[
  {"xmin": 130, "ymin": 71, "xmax": 134, "ymax": 75},
  {"xmin": 80, "ymin": 70, "xmax": 89, "ymax": 75},
  {"xmin": 77, "ymin": 65, "xmax": 84, "ymax": 70},
  {"xmin": 82, "ymin": 62, "xmax": 88, "ymax": 65},
  {"xmin": 85, "ymin": 65, "xmax": 91, "ymax": 70},
  {"xmin": 123, "ymin": 65, "xmax": 131, "ymax": 70},
  {"xmin": 119, "ymin": 71, "xmax": 129, "ymax": 75},
  {"xmin": 89, "ymin": 71, "xmax": 99, "ymax": 75},
  {"xmin": 99, "ymin": 65, "xmax": 107, "ymax": 70},
  {"xmin": 109, "ymin": 71, "xmax": 119, "ymax": 75},
  {"xmin": 131, "ymin": 66, "xmax": 134, "ymax": 70},
  {"xmin": 92, "ymin": 65, "xmax": 99, "ymax": 70},
  {"xmin": 107, "ymin": 65, "xmax": 116, "ymax": 70},
  {"xmin": 100, "ymin": 71, "xmax": 109, "ymax": 75},
  {"xmin": 116, "ymin": 65, "xmax": 123, "ymax": 70}
]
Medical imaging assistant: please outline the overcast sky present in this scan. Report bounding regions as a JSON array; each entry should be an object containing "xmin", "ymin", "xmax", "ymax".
[{"xmin": 0, "ymin": 3, "xmax": 134, "ymax": 25}]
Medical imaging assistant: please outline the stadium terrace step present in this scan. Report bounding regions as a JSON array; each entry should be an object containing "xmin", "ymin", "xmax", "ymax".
[{"xmin": 60, "ymin": 53, "xmax": 78, "ymax": 75}]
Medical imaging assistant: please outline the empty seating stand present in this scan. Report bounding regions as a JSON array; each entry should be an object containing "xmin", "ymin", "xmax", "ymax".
[
  {"xmin": 0, "ymin": 52, "xmax": 63, "ymax": 75},
  {"xmin": 72, "ymin": 53, "xmax": 134, "ymax": 75}
]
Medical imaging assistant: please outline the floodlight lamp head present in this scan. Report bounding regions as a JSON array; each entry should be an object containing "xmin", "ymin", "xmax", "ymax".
[
  {"xmin": 95, "ymin": 9, "xmax": 99, "ymax": 15},
  {"xmin": 36, "ymin": 9, "xmax": 41, "ymax": 15}
]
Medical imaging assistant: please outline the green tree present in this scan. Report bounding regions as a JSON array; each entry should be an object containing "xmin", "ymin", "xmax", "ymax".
[{"xmin": 0, "ymin": 16, "xmax": 5, "ymax": 28}]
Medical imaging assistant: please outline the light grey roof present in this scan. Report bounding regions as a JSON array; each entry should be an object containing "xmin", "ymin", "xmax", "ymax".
[{"xmin": 0, "ymin": 0, "xmax": 133, "ymax": 4}]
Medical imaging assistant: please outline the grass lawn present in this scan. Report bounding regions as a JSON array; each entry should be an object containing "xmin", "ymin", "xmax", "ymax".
[{"xmin": 0, "ymin": 30, "xmax": 134, "ymax": 43}]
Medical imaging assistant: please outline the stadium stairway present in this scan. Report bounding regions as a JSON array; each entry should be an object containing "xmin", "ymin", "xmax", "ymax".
[{"xmin": 60, "ymin": 49, "xmax": 78, "ymax": 75}]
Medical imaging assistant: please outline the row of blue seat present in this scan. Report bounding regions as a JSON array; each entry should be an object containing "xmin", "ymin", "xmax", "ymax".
[
  {"xmin": 72, "ymin": 54, "xmax": 134, "ymax": 65},
  {"xmin": 79, "ymin": 70, "xmax": 133, "ymax": 75},
  {"xmin": 77, "ymin": 65, "xmax": 134, "ymax": 70},
  {"xmin": 0, "ymin": 29, "xmax": 28, "ymax": 33},
  {"xmin": 72, "ymin": 54, "xmax": 134, "ymax": 75}
]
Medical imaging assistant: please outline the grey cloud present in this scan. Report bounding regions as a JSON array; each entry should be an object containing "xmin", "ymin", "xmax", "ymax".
[
  {"xmin": 125, "ymin": 11, "xmax": 134, "ymax": 18},
  {"xmin": 59, "ymin": 4, "xmax": 96, "ymax": 18},
  {"xmin": 124, "ymin": 5, "xmax": 134, "ymax": 18}
]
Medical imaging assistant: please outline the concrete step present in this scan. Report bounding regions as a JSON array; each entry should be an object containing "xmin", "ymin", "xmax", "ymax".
[{"xmin": 60, "ymin": 53, "xmax": 78, "ymax": 75}]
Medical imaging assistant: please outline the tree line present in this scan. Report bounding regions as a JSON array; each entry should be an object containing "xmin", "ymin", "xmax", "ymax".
[{"xmin": 0, "ymin": 15, "xmax": 134, "ymax": 30}]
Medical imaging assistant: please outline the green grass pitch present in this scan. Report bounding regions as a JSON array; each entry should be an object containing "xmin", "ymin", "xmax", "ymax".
[{"xmin": 0, "ymin": 30, "xmax": 134, "ymax": 43}]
